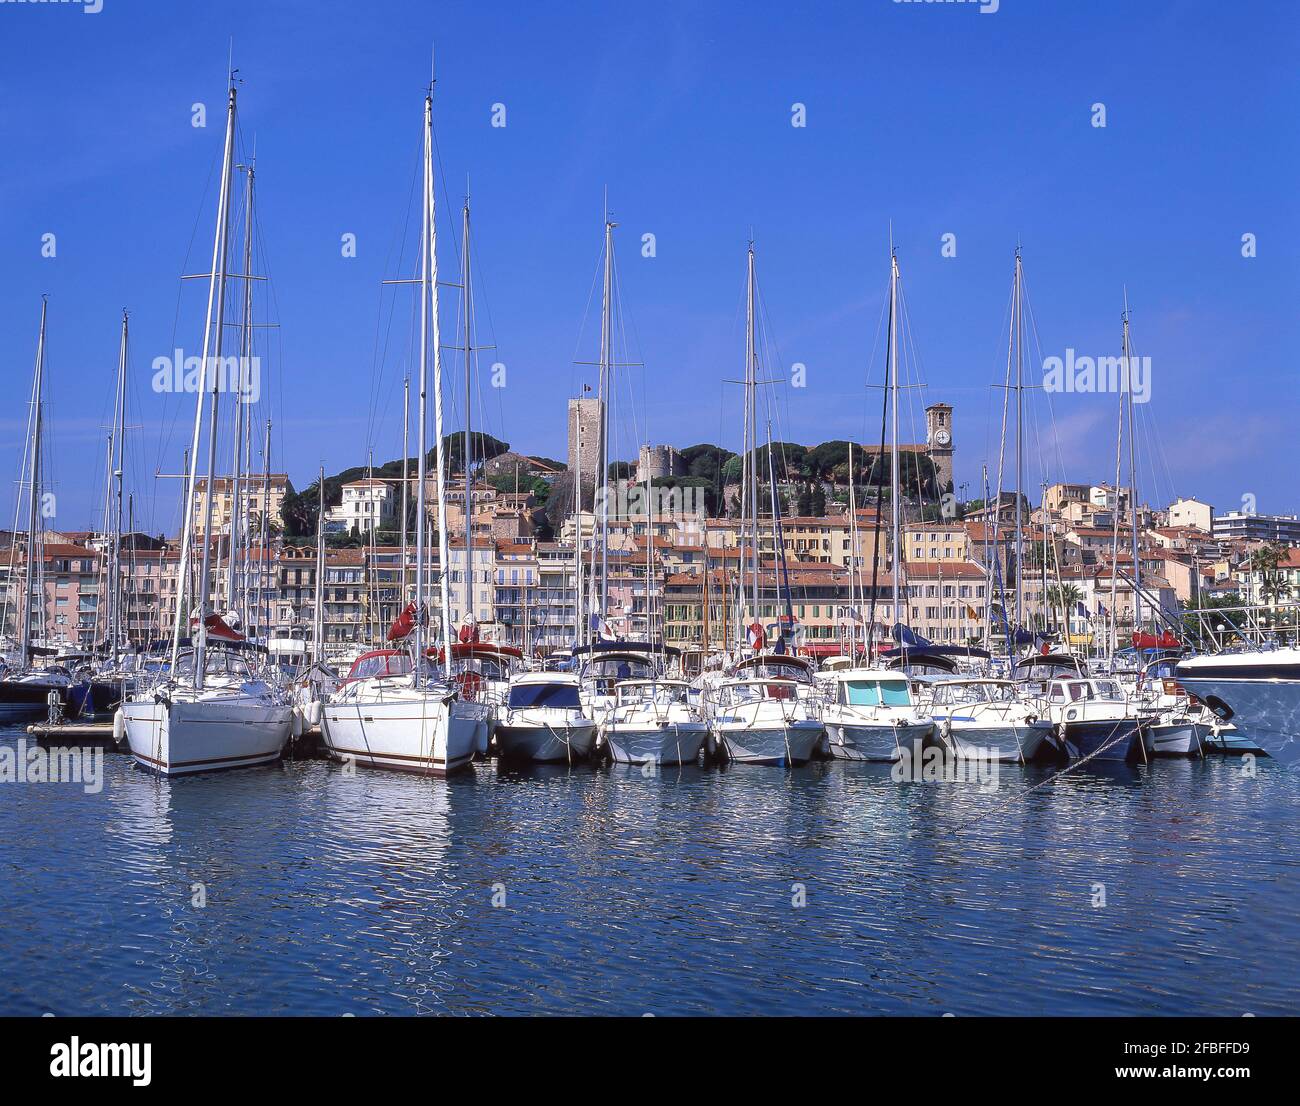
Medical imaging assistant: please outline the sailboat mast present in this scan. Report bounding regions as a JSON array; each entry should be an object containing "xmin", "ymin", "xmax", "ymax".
[
  {"xmin": 573, "ymin": 417, "xmax": 584, "ymax": 648},
  {"xmin": 425, "ymin": 92, "xmax": 455, "ymax": 682},
  {"xmin": 847, "ymin": 441, "xmax": 858, "ymax": 659},
  {"xmin": 413, "ymin": 93, "xmax": 432, "ymax": 675},
  {"xmin": 889, "ymin": 250, "xmax": 902, "ymax": 629},
  {"xmin": 20, "ymin": 299, "xmax": 47, "ymax": 665},
  {"xmin": 176, "ymin": 79, "xmax": 238, "ymax": 688},
  {"xmin": 227, "ymin": 157, "xmax": 255, "ymax": 628},
  {"xmin": 745, "ymin": 243, "xmax": 759, "ymax": 626},
  {"xmin": 1122, "ymin": 296, "xmax": 1141, "ymax": 634},
  {"xmin": 314, "ymin": 465, "xmax": 325, "ymax": 664},
  {"xmin": 1012, "ymin": 247, "xmax": 1024, "ymax": 637},
  {"xmin": 462, "ymin": 195, "xmax": 474, "ymax": 631},
  {"xmin": 111, "ymin": 310, "xmax": 128, "ymax": 658},
  {"xmin": 401, "ymin": 375, "xmax": 410, "ymax": 599},
  {"xmin": 598, "ymin": 217, "xmax": 614, "ymax": 627}
]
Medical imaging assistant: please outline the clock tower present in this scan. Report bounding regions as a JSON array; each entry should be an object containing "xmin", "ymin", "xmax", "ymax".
[{"xmin": 925, "ymin": 403, "xmax": 954, "ymax": 494}]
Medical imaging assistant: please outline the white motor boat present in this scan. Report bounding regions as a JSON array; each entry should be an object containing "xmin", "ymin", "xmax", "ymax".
[
  {"xmin": 1176, "ymin": 648, "xmax": 1300, "ymax": 763},
  {"xmin": 495, "ymin": 671, "xmax": 597, "ymax": 763},
  {"xmin": 820, "ymin": 667, "xmax": 933, "ymax": 762},
  {"xmin": 121, "ymin": 645, "xmax": 293, "ymax": 776},
  {"xmin": 320, "ymin": 649, "xmax": 482, "ymax": 776},
  {"xmin": 577, "ymin": 645, "xmax": 660, "ymax": 725},
  {"xmin": 1136, "ymin": 656, "xmax": 1207, "ymax": 758},
  {"xmin": 703, "ymin": 655, "xmax": 824, "ymax": 766},
  {"xmin": 599, "ymin": 679, "xmax": 709, "ymax": 766},
  {"xmin": 922, "ymin": 677, "xmax": 1048, "ymax": 762},
  {"xmin": 1024, "ymin": 677, "xmax": 1147, "ymax": 764},
  {"xmin": 706, "ymin": 676, "xmax": 824, "ymax": 765}
]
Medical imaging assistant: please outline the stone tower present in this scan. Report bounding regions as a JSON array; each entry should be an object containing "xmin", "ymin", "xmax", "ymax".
[
  {"xmin": 567, "ymin": 397, "xmax": 604, "ymax": 482},
  {"xmin": 925, "ymin": 403, "xmax": 954, "ymax": 494}
]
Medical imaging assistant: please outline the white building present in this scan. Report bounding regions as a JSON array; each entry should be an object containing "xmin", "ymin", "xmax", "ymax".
[
  {"xmin": 325, "ymin": 479, "xmax": 395, "ymax": 535},
  {"xmin": 1168, "ymin": 496, "xmax": 1213, "ymax": 532}
]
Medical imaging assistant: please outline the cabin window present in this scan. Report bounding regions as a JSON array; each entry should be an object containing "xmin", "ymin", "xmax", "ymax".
[{"xmin": 508, "ymin": 683, "xmax": 580, "ymax": 709}]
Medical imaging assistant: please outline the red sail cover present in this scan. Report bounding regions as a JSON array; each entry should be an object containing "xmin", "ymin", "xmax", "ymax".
[
  {"xmin": 458, "ymin": 621, "xmax": 480, "ymax": 644},
  {"xmin": 1132, "ymin": 630, "xmax": 1180, "ymax": 649},
  {"xmin": 388, "ymin": 601, "xmax": 418, "ymax": 642},
  {"xmin": 203, "ymin": 613, "xmax": 244, "ymax": 641}
]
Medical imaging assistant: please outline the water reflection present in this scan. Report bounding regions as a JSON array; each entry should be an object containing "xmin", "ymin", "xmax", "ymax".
[{"xmin": 0, "ymin": 727, "xmax": 1296, "ymax": 1015}]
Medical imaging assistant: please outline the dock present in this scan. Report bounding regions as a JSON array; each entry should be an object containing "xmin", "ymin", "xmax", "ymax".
[{"xmin": 26, "ymin": 722, "xmax": 120, "ymax": 748}]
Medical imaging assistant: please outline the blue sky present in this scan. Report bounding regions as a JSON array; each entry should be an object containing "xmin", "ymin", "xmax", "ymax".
[{"xmin": 1, "ymin": 0, "xmax": 1296, "ymax": 534}]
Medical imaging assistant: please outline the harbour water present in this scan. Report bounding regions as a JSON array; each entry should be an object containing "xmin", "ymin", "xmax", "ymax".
[{"xmin": 1, "ymin": 724, "xmax": 1296, "ymax": 1016}]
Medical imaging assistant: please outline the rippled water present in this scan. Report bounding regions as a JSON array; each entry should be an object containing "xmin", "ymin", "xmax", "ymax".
[{"xmin": 1, "ymin": 724, "xmax": 1296, "ymax": 1015}]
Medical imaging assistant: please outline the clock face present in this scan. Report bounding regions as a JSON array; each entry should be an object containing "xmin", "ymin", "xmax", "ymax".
[{"xmin": 934, "ymin": 429, "xmax": 951, "ymax": 446}]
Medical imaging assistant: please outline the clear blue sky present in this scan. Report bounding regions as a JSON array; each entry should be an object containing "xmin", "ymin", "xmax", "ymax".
[{"xmin": 2, "ymin": 0, "xmax": 1296, "ymax": 535}]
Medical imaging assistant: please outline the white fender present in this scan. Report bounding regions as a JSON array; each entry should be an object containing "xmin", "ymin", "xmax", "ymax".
[
  {"xmin": 112, "ymin": 708, "xmax": 126, "ymax": 743},
  {"xmin": 291, "ymin": 705, "xmax": 304, "ymax": 738}
]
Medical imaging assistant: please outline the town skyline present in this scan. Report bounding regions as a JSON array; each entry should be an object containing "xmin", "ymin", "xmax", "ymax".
[{"xmin": 2, "ymin": 1, "xmax": 1296, "ymax": 533}]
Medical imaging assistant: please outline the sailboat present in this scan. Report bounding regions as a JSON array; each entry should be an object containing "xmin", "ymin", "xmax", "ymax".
[
  {"xmin": 75, "ymin": 311, "xmax": 135, "ymax": 719},
  {"xmin": 499, "ymin": 214, "xmax": 624, "ymax": 762},
  {"xmin": 0, "ymin": 299, "xmax": 79, "ymax": 722},
  {"xmin": 820, "ymin": 249, "xmax": 933, "ymax": 762},
  {"xmin": 320, "ymin": 80, "xmax": 482, "ymax": 776},
  {"xmin": 704, "ymin": 243, "xmax": 824, "ymax": 766},
  {"xmin": 120, "ymin": 77, "xmax": 294, "ymax": 776}
]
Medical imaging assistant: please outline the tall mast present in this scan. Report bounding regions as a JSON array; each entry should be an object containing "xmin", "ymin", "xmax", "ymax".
[
  {"xmin": 462, "ymin": 194, "xmax": 474, "ymax": 629},
  {"xmin": 847, "ymin": 441, "xmax": 858, "ymax": 659},
  {"xmin": 314, "ymin": 465, "xmax": 325, "ymax": 664},
  {"xmin": 227, "ymin": 156, "xmax": 255, "ymax": 628},
  {"xmin": 745, "ymin": 242, "xmax": 759, "ymax": 627},
  {"xmin": 1012, "ymin": 247, "xmax": 1024, "ymax": 636},
  {"xmin": 111, "ymin": 310, "xmax": 128, "ymax": 658},
  {"xmin": 1122, "ymin": 294, "xmax": 1141, "ymax": 635},
  {"xmin": 20, "ymin": 298, "xmax": 48, "ymax": 664},
  {"xmin": 257, "ymin": 419, "xmax": 271, "ymax": 636},
  {"xmin": 421, "ymin": 87, "xmax": 455, "ymax": 682},
  {"xmin": 401, "ymin": 375, "xmax": 410, "ymax": 599},
  {"xmin": 173, "ymin": 79, "xmax": 238, "ymax": 686},
  {"xmin": 598, "ymin": 216, "xmax": 615, "ymax": 627},
  {"xmin": 573, "ymin": 417, "xmax": 584, "ymax": 648},
  {"xmin": 889, "ymin": 250, "xmax": 902, "ymax": 630}
]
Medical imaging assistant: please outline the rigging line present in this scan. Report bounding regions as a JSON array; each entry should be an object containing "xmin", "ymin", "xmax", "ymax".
[
  {"xmin": 153, "ymin": 139, "xmax": 223, "ymax": 537},
  {"xmin": 366, "ymin": 129, "xmax": 422, "ymax": 462},
  {"xmin": 1019, "ymin": 268, "xmax": 1067, "ymax": 485}
]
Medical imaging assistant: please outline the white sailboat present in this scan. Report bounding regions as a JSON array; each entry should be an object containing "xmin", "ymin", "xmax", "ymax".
[
  {"xmin": 320, "ymin": 81, "xmax": 481, "ymax": 777},
  {"xmin": 0, "ymin": 305, "xmax": 77, "ymax": 721},
  {"xmin": 121, "ymin": 78, "xmax": 293, "ymax": 775},
  {"xmin": 705, "ymin": 243, "xmax": 824, "ymax": 767},
  {"xmin": 819, "ymin": 250, "xmax": 934, "ymax": 762}
]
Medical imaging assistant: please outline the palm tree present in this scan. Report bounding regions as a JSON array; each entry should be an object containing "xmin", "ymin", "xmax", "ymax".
[{"xmin": 1046, "ymin": 583, "xmax": 1084, "ymax": 633}]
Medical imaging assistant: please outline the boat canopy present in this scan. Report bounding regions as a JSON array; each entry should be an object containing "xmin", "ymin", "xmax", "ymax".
[{"xmin": 571, "ymin": 641, "xmax": 681, "ymax": 658}]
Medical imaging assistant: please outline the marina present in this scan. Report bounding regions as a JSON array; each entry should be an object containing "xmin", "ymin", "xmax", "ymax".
[
  {"xmin": 1, "ymin": 0, "xmax": 1297, "ymax": 1045},
  {"xmin": 1, "ymin": 720, "xmax": 1297, "ymax": 1017}
]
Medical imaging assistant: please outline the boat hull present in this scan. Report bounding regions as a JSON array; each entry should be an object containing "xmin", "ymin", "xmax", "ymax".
[
  {"xmin": 1037, "ymin": 717, "xmax": 1145, "ymax": 763},
  {"xmin": 941, "ymin": 722, "xmax": 1047, "ymax": 763},
  {"xmin": 122, "ymin": 695, "xmax": 293, "ymax": 777},
  {"xmin": 0, "ymin": 679, "xmax": 73, "ymax": 723},
  {"xmin": 824, "ymin": 721, "xmax": 931, "ymax": 763},
  {"xmin": 495, "ymin": 720, "xmax": 597, "ymax": 763},
  {"xmin": 602, "ymin": 722, "xmax": 707, "ymax": 766},
  {"xmin": 1144, "ymin": 721, "xmax": 1205, "ymax": 758},
  {"xmin": 1176, "ymin": 666, "xmax": 1300, "ymax": 763},
  {"xmin": 715, "ymin": 721, "xmax": 824, "ymax": 766},
  {"xmin": 321, "ymin": 698, "xmax": 481, "ymax": 776}
]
